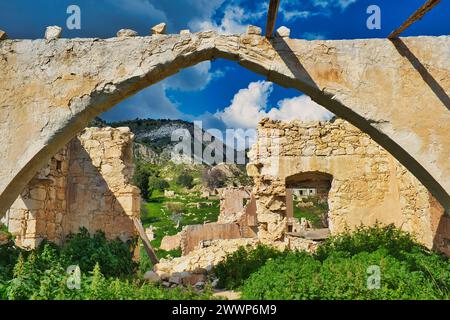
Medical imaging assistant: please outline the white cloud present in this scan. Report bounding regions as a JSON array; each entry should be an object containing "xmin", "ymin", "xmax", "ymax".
[
  {"xmin": 103, "ymin": 60, "xmax": 227, "ymax": 121},
  {"xmin": 215, "ymin": 81, "xmax": 334, "ymax": 129},
  {"xmin": 282, "ymin": 10, "xmax": 313, "ymax": 22},
  {"xmin": 216, "ymin": 81, "xmax": 273, "ymax": 128},
  {"xmin": 190, "ymin": 6, "xmax": 248, "ymax": 34},
  {"xmin": 268, "ymin": 95, "xmax": 335, "ymax": 121}
]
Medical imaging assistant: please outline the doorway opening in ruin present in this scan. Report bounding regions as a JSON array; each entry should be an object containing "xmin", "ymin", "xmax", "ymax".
[{"xmin": 285, "ymin": 171, "xmax": 332, "ymax": 232}]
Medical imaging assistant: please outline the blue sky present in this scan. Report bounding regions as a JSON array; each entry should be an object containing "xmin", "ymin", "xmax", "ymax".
[{"xmin": 1, "ymin": 0, "xmax": 449, "ymax": 131}]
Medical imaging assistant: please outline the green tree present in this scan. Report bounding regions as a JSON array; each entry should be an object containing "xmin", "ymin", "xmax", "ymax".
[
  {"xmin": 148, "ymin": 176, "xmax": 169, "ymax": 197},
  {"xmin": 176, "ymin": 173, "xmax": 194, "ymax": 189},
  {"xmin": 133, "ymin": 161, "xmax": 158, "ymax": 200}
]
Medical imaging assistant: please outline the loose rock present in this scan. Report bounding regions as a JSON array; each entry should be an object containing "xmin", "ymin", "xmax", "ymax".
[
  {"xmin": 45, "ymin": 26, "xmax": 62, "ymax": 40},
  {"xmin": 151, "ymin": 23, "xmax": 167, "ymax": 35},
  {"xmin": 117, "ymin": 29, "xmax": 138, "ymax": 38}
]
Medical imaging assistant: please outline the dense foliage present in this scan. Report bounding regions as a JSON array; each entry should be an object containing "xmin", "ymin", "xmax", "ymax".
[
  {"xmin": 214, "ymin": 245, "xmax": 287, "ymax": 289},
  {"xmin": 176, "ymin": 173, "xmax": 194, "ymax": 189},
  {"xmin": 148, "ymin": 175, "xmax": 170, "ymax": 197},
  {"xmin": 0, "ymin": 229, "xmax": 212, "ymax": 300},
  {"xmin": 215, "ymin": 225, "xmax": 450, "ymax": 300},
  {"xmin": 133, "ymin": 161, "xmax": 158, "ymax": 200}
]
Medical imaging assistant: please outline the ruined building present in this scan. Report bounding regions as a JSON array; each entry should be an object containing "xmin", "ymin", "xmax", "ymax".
[
  {"xmin": 1, "ymin": 127, "xmax": 140, "ymax": 249},
  {"xmin": 155, "ymin": 118, "xmax": 450, "ymax": 277},
  {"xmin": 247, "ymin": 118, "xmax": 450, "ymax": 256}
]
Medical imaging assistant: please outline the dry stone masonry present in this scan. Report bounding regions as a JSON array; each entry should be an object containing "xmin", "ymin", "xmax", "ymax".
[
  {"xmin": 247, "ymin": 118, "xmax": 450, "ymax": 255},
  {"xmin": 0, "ymin": 28, "xmax": 448, "ymax": 217},
  {"xmin": 2, "ymin": 127, "xmax": 140, "ymax": 249}
]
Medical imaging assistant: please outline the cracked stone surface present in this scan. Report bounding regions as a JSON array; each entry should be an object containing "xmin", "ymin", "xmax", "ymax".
[{"xmin": 0, "ymin": 32, "xmax": 449, "ymax": 215}]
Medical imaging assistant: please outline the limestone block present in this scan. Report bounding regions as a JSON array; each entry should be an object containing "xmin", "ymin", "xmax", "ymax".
[
  {"xmin": 160, "ymin": 233, "xmax": 182, "ymax": 251},
  {"xmin": 45, "ymin": 26, "xmax": 62, "ymax": 40},
  {"xmin": 117, "ymin": 29, "xmax": 138, "ymax": 38},
  {"xmin": 143, "ymin": 271, "xmax": 161, "ymax": 283},
  {"xmin": 247, "ymin": 25, "xmax": 262, "ymax": 35},
  {"xmin": 30, "ymin": 188, "xmax": 47, "ymax": 201},
  {"xmin": 0, "ymin": 30, "xmax": 7, "ymax": 40},
  {"xmin": 275, "ymin": 26, "xmax": 290, "ymax": 38},
  {"xmin": 151, "ymin": 23, "xmax": 167, "ymax": 35},
  {"xmin": 180, "ymin": 29, "xmax": 190, "ymax": 36}
]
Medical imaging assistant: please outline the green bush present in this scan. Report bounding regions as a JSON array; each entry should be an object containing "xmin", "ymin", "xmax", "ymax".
[
  {"xmin": 61, "ymin": 228, "xmax": 138, "ymax": 277},
  {"xmin": 133, "ymin": 161, "xmax": 158, "ymax": 200},
  {"xmin": 0, "ymin": 229, "xmax": 213, "ymax": 300},
  {"xmin": 213, "ymin": 245, "xmax": 287, "ymax": 289},
  {"xmin": 238, "ymin": 225, "xmax": 450, "ymax": 300},
  {"xmin": 176, "ymin": 173, "xmax": 194, "ymax": 189},
  {"xmin": 315, "ymin": 223, "xmax": 421, "ymax": 261},
  {"xmin": 148, "ymin": 176, "xmax": 169, "ymax": 197}
]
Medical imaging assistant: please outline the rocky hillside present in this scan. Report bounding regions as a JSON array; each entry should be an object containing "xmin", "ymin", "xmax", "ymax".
[{"xmin": 92, "ymin": 118, "xmax": 247, "ymax": 166}]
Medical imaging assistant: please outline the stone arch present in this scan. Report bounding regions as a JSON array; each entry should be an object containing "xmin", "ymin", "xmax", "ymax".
[{"xmin": 0, "ymin": 32, "xmax": 449, "ymax": 215}]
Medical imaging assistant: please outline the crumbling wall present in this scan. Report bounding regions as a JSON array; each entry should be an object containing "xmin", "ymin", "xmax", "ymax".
[
  {"xmin": 64, "ymin": 128, "xmax": 140, "ymax": 240},
  {"xmin": 248, "ymin": 118, "xmax": 448, "ymax": 252},
  {"xmin": 4, "ymin": 148, "xmax": 69, "ymax": 248},
  {"xmin": 159, "ymin": 187, "xmax": 258, "ymax": 255},
  {"xmin": 5, "ymin": 127, "xmax": 140, "ymax": 249},
  {"xmin": 182, "ymin": 223, "xmax": 242, "ymax": 254}
]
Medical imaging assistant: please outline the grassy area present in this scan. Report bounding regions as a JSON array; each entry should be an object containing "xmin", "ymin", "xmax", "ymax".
[
  {"xmin": 138, "ymin": 190, "xmax": 220, "ymax": 269},
  {"xmin": 293, "ymin": 196, "xmax": 328, "ymax": 228}
]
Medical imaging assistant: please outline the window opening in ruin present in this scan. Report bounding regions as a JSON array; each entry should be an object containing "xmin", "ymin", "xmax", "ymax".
[
  {"xmin": 56, "ymin": 160, "xmax": 62, "ymax": 172},
  {"xmin": 285, "ymin": 171, "xmax": 332, "ymax": 230}
]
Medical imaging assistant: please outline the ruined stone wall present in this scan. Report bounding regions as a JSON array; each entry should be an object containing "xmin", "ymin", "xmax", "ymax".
[
  {"xmin": 5, "ymin": 127, "xmax": 140, "ymax": 248},
  {"xmin": 4, "ymin": 148, "xmax": 69, "ymax": 248},
  {"xmin": 181, "ymin": 223, "xmax": 243, "ymax": 255},
  {"xmin": 247, "ymin": 118, "xmax": 448, "ymax": 253}
]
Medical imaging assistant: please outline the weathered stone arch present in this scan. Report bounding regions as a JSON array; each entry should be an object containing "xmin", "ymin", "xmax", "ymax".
[{"xmin": 0, "ymin": 31, "xmax": 449, "ymax": 215}]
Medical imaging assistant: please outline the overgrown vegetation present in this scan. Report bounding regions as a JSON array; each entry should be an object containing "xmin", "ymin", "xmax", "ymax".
[
  {"xmin": 176, "ymin": 173, "xmax": 194, "ymax": 189},
  {"xmin": 214, "ymin": 225, "xmax": 450, "ymax": 300},
  {"xmin": 0, "ymin": 229, "xmax": 212, "ymax": 300}
]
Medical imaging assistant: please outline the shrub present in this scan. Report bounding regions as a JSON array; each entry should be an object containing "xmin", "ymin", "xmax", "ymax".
[
  {"xmin": 133, "ymin": 161, "xmax": 158, "ymax": 200},
  {"xmin": 148, "ymin": 176, "xmax": 169, "ymax": 197},
  {"xmin": 315, "ymin": 223, "xmax": 422, "ymax": 261},
  {"xmin": 238, "ymin": 225, "xmax": 450, "ymax": 300},
  {"xmin": 0, "ymin": 229, "xmax": 213, "ymax": 300},
  {"xmin": 61, "ymin": 228, "xmax": 138, "ymax": 277},
  {"xmin": 176, "ymin": 173, "xmax": 194, "ymax": 189},
  {"xmin": 213, "ymin": 245, "xmax": 287, "ymax": 289}
]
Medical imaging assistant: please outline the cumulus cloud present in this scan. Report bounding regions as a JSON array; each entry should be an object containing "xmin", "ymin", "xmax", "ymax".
[
  {"xmin": 268, "ymin": 95, "xmax": 335, "ymax": 121},
  {"xmin": 190, "ymin": 5, "xmax": 265, "ymax": 34},
  {"xmin": 215, "ymin": 81, "xmax": 334, "ymax": 129},
  {"xmin": 102, "ymin": 61, "xmax": 226, "ymax": 121},
  {"xmin": 216, "ymin": 81, "xmax": 273, "ymax": 128}
]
